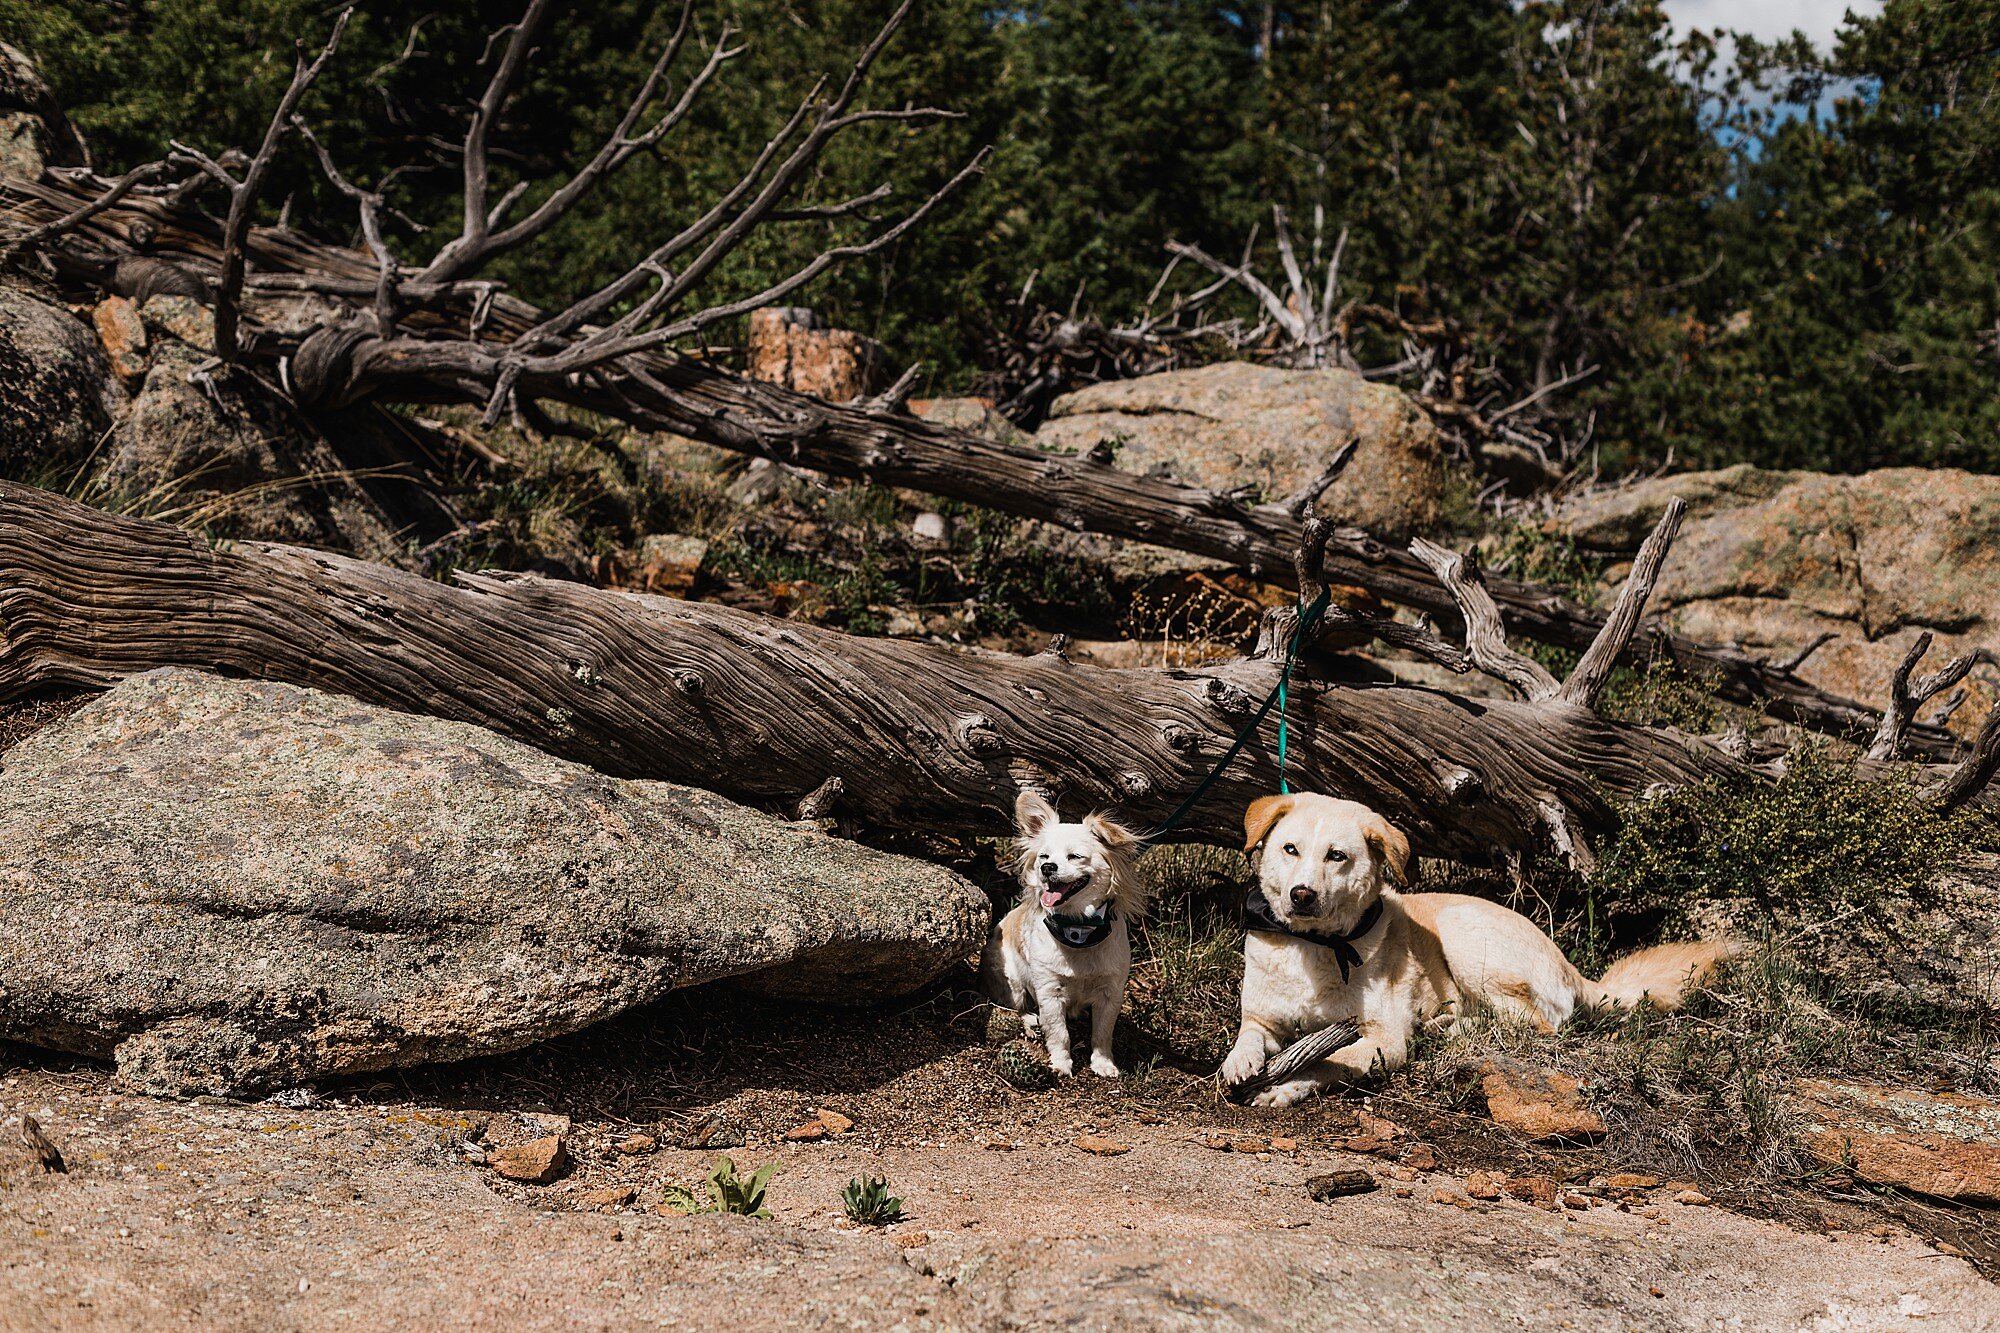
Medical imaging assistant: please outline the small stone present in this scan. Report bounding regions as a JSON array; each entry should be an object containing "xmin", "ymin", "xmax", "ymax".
[
  {"xmin": 1199, "ymin": 1132, "xmax": 1234, "ymax": 1152},
  {"xmin": 1269, "ymin": 1136, "xmax": 1298, "ymax": 1153},
  {"xmin": 1503, "ymin": 1176, "xmax": 1559, "ymax": 1208},
  {"xmin": 894, "ymin": 1231, "xmax": 931, "ymax": 1250},
  {"xmin": 1561, "ymin": 1193, "xmax": 1591, "ymax": 1211},
  {"xmin": 1306, "ymin": 1170, "xmax": 1377, "ymax": 1201},
  {"xmin": 1649, "ymin": 1287, "xmax": 1666, "ymax": 1299},
  {"xmin": 911, "ymin": 512, "xmax": 949, "ymax": 543},
  {"xmin": 1137, "ymin": 1111, "xmax": 1164, "ymax": 1126},
  {"xmin": 1400, "ymin": 1144, "xmax": 1437, "ymax": 1171},
  {"xmin": 489, "ymin": 1135, "xmax": 569, "ymax": 1184},
  {"xmin": 1393, "ymin": 1186, "xmax": 1413, "ymax": 1198},
  {"xmin": 91, "ymin": 295, "xmax": 148, "ymax": 384},
  {"xmin": 1673, "ymin": 1189, "xmax": 1712, "ymax": 1206},
  {"xmin": 1075, "ymin": 1135, "xmax": 1131, "ymax": 1157},
  {"xmin": 1356, "ymin": 1111, "xmax": 1403, "ymax": 1140},
  {"xmin": 784, "ymin": 1121, "xmax": 827, "ymax": 1142},
  {"xmin": 630, "ymin": 533, "xmax": 709, "ymax": 597},
  {"xmin": 1465, "ymin": 1171, "xmax": 1505, "ymax": 1201},
  {"xmin": 581, "ymin": 1184, "xmax": 636, "ymax": 1208},
  {"xmin": 615, "ymin": 1134, "xmax": 657, "ymax": 1156},
  {"xmin": 980, "ymin": 1137, "xmax": 1015, "ymax": 1152},
  {"xmin": 1336, "ymin": 1134, "xmax": 1397, "ymax": 1156},
  {"xmin": 1604, "ymin": 1173, "xmax": 1658, "ymax": 1190},
  {"xmin": 1429, "ymin": 1188, "xmax": 1458, "ymax": 1205},
  {"xmin": 1385, "ymin": 1166, "xmax": 1418, "ymax": 1182},
  {"xmin": 139, "ymin": 294, "xmax": 216, "ymax": 352},
  {"xmin": 1230, "ymin": 1138, "xmax": 1269, "ymax": 1154},
  {"xmin": 815, "ymin": 1109, "xmax": 854, "ymax": 1136}
]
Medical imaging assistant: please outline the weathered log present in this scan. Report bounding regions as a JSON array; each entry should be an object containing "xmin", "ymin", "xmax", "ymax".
[
  {"xmin": 0, "ymin": 480, "xmax": 1744, "ymax": 863},
  {"xmin": 0, "ymin": 168, "xmax": 1956, "ymax": 760}
]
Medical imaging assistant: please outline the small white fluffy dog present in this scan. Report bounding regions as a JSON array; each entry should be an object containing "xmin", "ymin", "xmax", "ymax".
[
  {"xmin": 1222, "ymin": 792, "xmax": 1739, "ymax": 1107},
  {"xmin": 979, "ymin": 790, "xmax": 1147, "ymax": 1077}
]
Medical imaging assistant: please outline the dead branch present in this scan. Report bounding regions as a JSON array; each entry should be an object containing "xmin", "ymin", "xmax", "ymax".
[
  {"xmin": 170, "ymin": 8, "xmax": 351, "ymax": 363},
  {"xmin": 1559, "ymin": 498, "xmax": 1686, "ymax": 709},
  {"xmin": 1408, "ymin": 537, "xmax": 1562, "ymax": 702},
  {"xmin": 1867, "ymin": 633, "xmax": 1994, "ymax": 762}
]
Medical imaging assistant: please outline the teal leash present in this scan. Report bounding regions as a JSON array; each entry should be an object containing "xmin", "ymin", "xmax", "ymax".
[{"xmin": 1142, "ymin": 588, "xmax": 1330, "ymax": 840}]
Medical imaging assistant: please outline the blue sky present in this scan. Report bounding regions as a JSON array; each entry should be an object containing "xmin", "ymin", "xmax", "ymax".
[{"xmin": 1661, "ymin": 0, "xmax": 1884, "ymax": 52}]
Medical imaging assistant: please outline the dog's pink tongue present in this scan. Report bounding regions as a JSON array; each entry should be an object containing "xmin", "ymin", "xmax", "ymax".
[{"xmin": 1040, "ymin": 889, "xmax": 1065, "ymax": 909}]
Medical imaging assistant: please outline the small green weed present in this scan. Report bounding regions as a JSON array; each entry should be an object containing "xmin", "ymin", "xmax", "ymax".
[
  {"xmin": 841, "ymin": 1176, "xmax": 905, "ymax": 1226},
  {"xmin": 661, "ymin": 1156, "xmax": 779, "ymax": 1218}
]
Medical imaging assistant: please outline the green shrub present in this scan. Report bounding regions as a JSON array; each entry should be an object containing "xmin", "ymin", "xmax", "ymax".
[
  {"xmin": 661, "ymin": 1157, "xmax": 779, "ymax": 1218},
  {"xmin": 841, "ymin": 1176, "xmax": 905, "ymax": 1226},
  {"xmin": 1592, "ymin": 742, "xmax": 1977, "ymax": 939}
]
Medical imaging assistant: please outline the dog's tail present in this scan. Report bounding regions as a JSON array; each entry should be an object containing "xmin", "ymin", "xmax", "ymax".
[{"xmin": 1580, "ymin": 938, "xmax": 1745, "ymax": 1014}]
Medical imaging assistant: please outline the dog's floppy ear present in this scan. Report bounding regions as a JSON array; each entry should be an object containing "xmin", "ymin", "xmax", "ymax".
[
  {"xmin": 1361, "ymin": 813, "xmax": 1412, "ymax": 887},
  {"xmin": 1015, "ymin": 788, "xmax": 1058, "ymax": 838},
  {"xmin": 1083, "ymin": 812, "xmax": 1140, "ymax": 850},
  {"xmin": 1243, "ymin": 794, "xmax": 1296, "ymax": 854}
]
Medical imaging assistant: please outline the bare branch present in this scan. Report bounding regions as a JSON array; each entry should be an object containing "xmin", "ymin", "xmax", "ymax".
[
  {"xmin": 210, "ymin": 8, "xmax": 353, "ymax": 362},
  {"xmin": 291, "ymin": 117, "xmax": 399, "ymax": 333},
  {"xmin": 1867, "ymin": 633, "xmax": 1993, "ymax": 761},
  {"xmin": 1934, "ymin": 700, "xmax": 2000, "ymax": 811},
  {"xmin": 1775, "ymin": 630, "xmax": 1838, "ymax": 674},
  {"xmin": 1409, "ymin": 537, "xmax": 1563, "ymax": 702},
  {"xmin": 1559, "ymin": 496, "xmax": 1686, "ymax": 709},
  {"xmin": 1270, "ymin": 437, "xmax": 1358, "ymax": 519}
]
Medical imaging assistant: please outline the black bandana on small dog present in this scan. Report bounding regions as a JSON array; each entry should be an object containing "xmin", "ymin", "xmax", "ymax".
[
  {"xmin": 1242, "ymin": 893, "xmax": 1384, "ymax": 983},
  {"xmin": 1044, "ymin": 906, "xmax": 1115, "ymax": 949}
]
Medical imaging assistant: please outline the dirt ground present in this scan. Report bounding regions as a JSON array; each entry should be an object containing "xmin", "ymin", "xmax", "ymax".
[{"xmin": 3, "ymin": 987, "xmax": 1995, "ymax": 1332}]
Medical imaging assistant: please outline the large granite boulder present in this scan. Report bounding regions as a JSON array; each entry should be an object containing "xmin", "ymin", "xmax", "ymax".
[
  {"xmin": 1037, "ymin": 361, "xmax": 1449, "ymax": 539},
  {"xmin": 1555, "ymin": 464, "xmax": 2000, "ymax": 731},
  {"xmin": 0, "ymin": 670, "xmax": 989, "ymax": 1097},
  {"xmin": 0, "ymin": 283, "xmax": 127, "ymax": 479}
]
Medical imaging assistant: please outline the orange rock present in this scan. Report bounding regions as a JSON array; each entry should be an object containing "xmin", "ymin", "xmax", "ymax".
[
  {"xmin": 815, "ymin": 1110, "xmax": 854, "ymax": 1136},
  {"xmin": 1795, "ymin": 1079, "xmax": 2000, "ymax": 1206},
  {"xmin": 893, "ymin": 1231, "xmax": 930, "ymax": 1249},
  {"xmin": 746, "ymin": 307, "xmax": 882, "ymax": 402},
  {"xmin": 1465, "ymin": 1171, "xmax": 1504, "ymax": 1201},
  {"xmin": 1355, "ymin": 1111, "xmax": 1403, "ymax": 1141},
  {"xmin": 91, "ymin": 295, "xmax": 148, "ymax": 384},
  {"xmin": 1477, "ymin": 1060, "xmax": 1606, "ymax": 1143},
  {"xmin": 1400, "ymin": 1144, "xmax": 1438, "ymax": 1171},
  {"xmin": 1336, "ymin": 1134, "xmax": 1398, "ymax": 1156},
  {"xmin": 1269, "ymin": 1136, "xmax": 1298, "ymax": 1153},
  {"xmin": 1503, "ymin": 1175, "xmax": 1559, "ymax": 1207},
  {"xmin": 1075, "ymin": 1135, "xmax": 1131, "ymax": 1157},
  {"xmin": 784, "ymin": 1121, "xmax": 827, "ymax": 1142},
  {"xmin": 580, "ymin": 1184, "xmax": 636, "ymax": 1208},
  {"xmin": 488, "ymin": 1135, "xmax": 569, "ymax": 1184},
  {"xmin": 1604, "ymin": 1173, "xmax": 1659, "ymax": 1190}
]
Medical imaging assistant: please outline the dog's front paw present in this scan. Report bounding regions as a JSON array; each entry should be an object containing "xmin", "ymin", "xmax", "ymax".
[
  {"xmin": 1249, "ymin": 1078, "xmax": 1320, "ymax": 1109},
  {"xmin": 1047, "ymin": 1051, "xmax": 1075, "ymax": 1077},
  {"xmin": 1219, "ymin": 1047, "xmax": 1267, "ymax": 1088},
  {"xmin": 1089, "ymin": 1053, "xmax": 1120, "ymax": 1078}
]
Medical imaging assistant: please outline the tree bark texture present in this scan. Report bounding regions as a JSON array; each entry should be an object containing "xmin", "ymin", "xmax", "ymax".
[{"xmin": 0, "ymin": 480, "xmax": 1740, "ymax": 863}]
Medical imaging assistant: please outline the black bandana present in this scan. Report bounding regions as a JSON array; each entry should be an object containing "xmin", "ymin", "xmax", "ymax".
[
  {"xmin": 1043, "ymin": 905, "xmax": 1116, "ymax": 949},
  {"xmin": 1242, "ymin": 893, "xmax": 1384, "ymax": 983}
]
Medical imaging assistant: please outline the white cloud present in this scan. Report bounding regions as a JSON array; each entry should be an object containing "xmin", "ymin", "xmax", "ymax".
[{"xmin": 1661, "ymin": 0, "xmax": 1883, "ymax": 52}]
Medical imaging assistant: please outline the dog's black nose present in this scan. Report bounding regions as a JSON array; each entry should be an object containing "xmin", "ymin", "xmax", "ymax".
[
  {"xmin": 1290, "ymin": 885, "xmax": 1317, "ymax": 906},
  {"xmin": 1040, "ymin": 861, "xmax": 1059, "ymax": 878}
]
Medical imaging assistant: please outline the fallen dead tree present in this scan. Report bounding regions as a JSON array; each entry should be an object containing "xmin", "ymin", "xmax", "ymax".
[
  {"xmin": 0, "ymin": 7, "xmax": 1952, "ymax": 760},
  {"xmin": 5, "ymin": 481, "xmax": 1993, "ymax": 867}
]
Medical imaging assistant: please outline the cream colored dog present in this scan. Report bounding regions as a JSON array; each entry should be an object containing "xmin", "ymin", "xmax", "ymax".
[
  {"xmin": 979, "ymin": 791, "xmax": 1147, "ymax": 1077},
  {"xmin": 1222, "ymin": 792, "xmax": 1739, "ymax": 1106}
]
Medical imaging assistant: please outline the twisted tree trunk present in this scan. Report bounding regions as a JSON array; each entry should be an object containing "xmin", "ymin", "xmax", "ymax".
[
  {"xmin": 0, "ymin": 480, "xmax": 1740, "ymax": 864},
  {"xmin": 0, "ymin": 169, "xmax": 1950, "ymax": 759}
]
